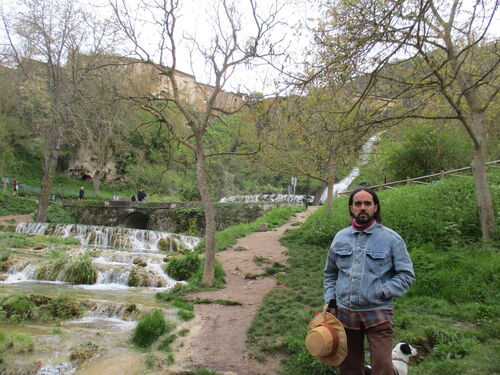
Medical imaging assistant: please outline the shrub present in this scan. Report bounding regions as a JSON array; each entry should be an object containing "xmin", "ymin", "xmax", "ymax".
[
  {"xmin": 0, "ymin": 294, "xmax": 35, "ymax": 322},
  {"xmin": 65, "ymin": 253, "xmax": 97, "ymax": 284},
  {"xmin": 44, "ymin": 296, "xmax": 83, "ymax": 320},
  {"xmin": 131, "ymin": 309, "xmax": 167, "ymax": 348},
  {"xmin": 46, "ymin": 203, "xmax": 76, "ymax": 224},
  {"xmin": 166, "ymin": 251, "xmax": 201, "ymax": 281}
]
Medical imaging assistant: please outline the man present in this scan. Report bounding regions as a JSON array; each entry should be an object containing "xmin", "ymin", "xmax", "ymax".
[
  {"xmin": 137, "ymin": 188, "xmax": 147, "ymax": 202},
  {"xmin": 79, "ymin": 186, "xmax": 84, "ymax": 200},
  {"xmin": 324, "ymin": 187, "xmax": 415, "ymax": 375}
]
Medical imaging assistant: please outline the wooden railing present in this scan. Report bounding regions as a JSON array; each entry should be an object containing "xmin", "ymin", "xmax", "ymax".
[{"xmin": 339, "ymin": 159, "xmax": 499, "ymax": 196}]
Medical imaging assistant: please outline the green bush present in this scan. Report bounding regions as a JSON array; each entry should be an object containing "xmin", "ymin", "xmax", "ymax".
[
  {"xmin": 43, "ymin": 296, "xmax": 83, "ymax": 320},
  {"xmin": 166, "ymin": 251, "xmax": 201, "ymax": 281},
  {"xmin": 131, "ymin": 309, "xmax": 167, "ymax": 348},
  {"xmin": 46, "ymin": 203, "xmax": 76, "ymax": 224},
  {"xmin": 0, "ymin": 295, "xmax": 35, "ymax": 322},
  {"xmin": 65, "ymin": 253, "xmax": 97, "ymax": 284}
]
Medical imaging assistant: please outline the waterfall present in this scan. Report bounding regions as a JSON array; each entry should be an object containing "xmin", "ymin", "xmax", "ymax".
[
  {"xmin": 16, "ymin": 222, "xmax": 201, "ymax": 251},
  {"xmin": 6, "ymin": 223, "xmax": 201, "ymax": 290},
  {"xmin": 320, "ymin": 134, "xmax": 379, "ymax": 202}
]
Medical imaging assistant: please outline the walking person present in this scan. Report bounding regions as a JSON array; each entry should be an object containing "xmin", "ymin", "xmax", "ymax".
[
  {"xmin": 323, "ymin": 187, "xmax": 415, "ymax": 375},
  {"xmin": 137, "ymin": 188, "xmax": 147, "ymax": 202},
  {"xmin": 12, "ymin": 180, "xmax": 20, "ymax": 196},
  {"xmin": 79, "ymin": 186, "xmax": 85, "ymax": 200}
]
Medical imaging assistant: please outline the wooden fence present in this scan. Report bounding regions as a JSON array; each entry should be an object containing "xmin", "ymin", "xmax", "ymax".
[{"xmin": 339, "ymin": 159, "xmax": 499, "ymax": 196}]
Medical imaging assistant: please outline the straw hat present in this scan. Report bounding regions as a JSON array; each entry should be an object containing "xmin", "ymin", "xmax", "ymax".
[{"xmin": 305, "ymin": 312, "xmax": 348, "ymax": 366}]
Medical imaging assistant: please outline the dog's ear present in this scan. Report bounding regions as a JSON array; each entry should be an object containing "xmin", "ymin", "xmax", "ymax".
[{"xmin": 400, "ymin": 343, "xmax": 412, "ymax": 355}]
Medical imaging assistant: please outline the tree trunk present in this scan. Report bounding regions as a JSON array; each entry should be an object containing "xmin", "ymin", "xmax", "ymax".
[
  {"xmin": 470, "ymin": 146, "xmax": 496, "ymax": 240},
  {"xmin": 195, "ymin": 139, "xmax": 216, "ymax": 287},
  {"xmin": 92, "ymin": 172, "xmax": 101, "ymax": 194},
  {"xmin": 325, "ymin": 162, "xmax": 336, "ymax": 213},
  {"xmin": 35, "ymin": 156, "xmax": 56, "ymax": 222}
]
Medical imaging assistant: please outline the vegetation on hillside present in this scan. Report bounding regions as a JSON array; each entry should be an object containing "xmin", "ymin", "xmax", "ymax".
[{"xmin": 247, "ymin": 170, "xmax": 499, "ymax": 375}]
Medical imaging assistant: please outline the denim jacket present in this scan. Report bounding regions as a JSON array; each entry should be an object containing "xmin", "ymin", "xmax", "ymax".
[{"xmin": 324, "ymin": 222, "xmax": 415, "ymax": 311}]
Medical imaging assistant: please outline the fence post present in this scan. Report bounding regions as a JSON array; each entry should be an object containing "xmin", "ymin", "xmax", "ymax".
[
  {"xmin": 440, "ymin": 170, "xmax": 445, "ymax": 180},
  {"xmin": 406, "ymin": 176, "xmax": 411, "ymax": 185}
]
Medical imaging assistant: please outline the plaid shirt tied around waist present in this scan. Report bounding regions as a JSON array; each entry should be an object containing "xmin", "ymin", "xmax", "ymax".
[{"xmin": 336, "ymin": 306, "xmax": 394, "ymax": 330}]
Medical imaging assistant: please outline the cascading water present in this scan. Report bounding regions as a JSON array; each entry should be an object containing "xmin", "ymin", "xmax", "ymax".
[
  {"xmin": 7, "ymin": 223, "xmax": 201, "ymax": 290},
  {"xmin": 1, "ymin": 223, "xmax": 200, "ymax": 374},
  {"xmin": 320, "ymin": 134, "xmax": 379, "ymax": 202},
  {"xmin": 219, "ymin": 134, "xmax": 380, "ymax": 204}
]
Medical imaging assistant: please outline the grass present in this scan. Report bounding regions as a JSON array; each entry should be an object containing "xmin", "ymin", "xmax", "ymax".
[
  {"xmin": 245, "ymin": 171, "xmax": 499, "ymax": 375},
  {"xmin": 0, "ymin": 331, "xmax": 34, "ymax": 353},
  {"xmin": 131, "ymin": 309, "xmax": 168, "ymax": 349},
  {"xmin": 0, "ymin": 231, "xmax": 80, "ymax": 249}
]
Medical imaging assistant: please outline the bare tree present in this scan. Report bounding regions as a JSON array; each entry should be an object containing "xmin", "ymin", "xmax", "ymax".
[
  {"xmin": 2, "ymin": 0, "xmax": 118, "ymax": 219},
  {"xmin": 311, "ymin": 0, "xmax": 498, "ymax": 240},
  {"xmin": 109, "ymin": 0, "xmax": 286, "ymax": 286}
]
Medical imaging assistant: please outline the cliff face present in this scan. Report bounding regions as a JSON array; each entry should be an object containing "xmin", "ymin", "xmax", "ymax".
[{"xmin": 66, "ymin": 147, "xmax": 120, "ymax": 183}]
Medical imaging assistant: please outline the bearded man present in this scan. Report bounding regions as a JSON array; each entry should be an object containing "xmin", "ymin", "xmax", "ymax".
[{"xmin": 323, "ymin": 187, "xmax": 415, "ymax": 375}]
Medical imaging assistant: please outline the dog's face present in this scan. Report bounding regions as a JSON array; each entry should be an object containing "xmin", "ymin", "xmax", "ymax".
[{"xmin": 392, "ymin": 342, "xmax": 417, "ymax": 359}]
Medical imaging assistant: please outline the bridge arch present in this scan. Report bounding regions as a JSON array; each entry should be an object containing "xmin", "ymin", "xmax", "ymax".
[{"xmin": 117, "ymin": 211, "xmax": 150, "ymax": 230}]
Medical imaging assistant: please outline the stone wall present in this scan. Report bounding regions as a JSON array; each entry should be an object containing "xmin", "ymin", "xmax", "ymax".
[{"xmin": 63, "ymin": 201, "xmax": 271, "ymax": 234}]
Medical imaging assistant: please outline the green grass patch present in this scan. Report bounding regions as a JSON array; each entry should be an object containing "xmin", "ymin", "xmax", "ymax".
[
  {"xmin": 0, "ymin": 232, "xmax": 79, "ymax": 249},
  {"xmin": 131, "ymin": 309, "xmax": 168, "ymax": 349},
  {"xmin": 0, "ymin": 331, "xmax": 34, "ymax": 354},
  {"xmin": 0, "ymin": 294, "xmax": 83, "ymax": 323},
  {"xmin": 0, "ymin": 193, "xmax": 37, "ymax": 216}
]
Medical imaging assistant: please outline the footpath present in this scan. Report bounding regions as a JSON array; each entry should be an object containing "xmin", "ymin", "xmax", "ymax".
[{"xmin": 168, "ymin": 206, "xmax": 318, "ymax": 375}]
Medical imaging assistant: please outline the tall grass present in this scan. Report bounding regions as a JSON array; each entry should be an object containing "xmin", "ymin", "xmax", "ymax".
[
  {"xmin": 247, "ymin": 171, "xmax": 499, "ymax": 375},
  {"xmin": 131, "ymin": 309, "xmax": 168, "ymax": 348}
]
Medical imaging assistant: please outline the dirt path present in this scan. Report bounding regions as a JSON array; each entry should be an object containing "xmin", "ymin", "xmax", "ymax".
[{"xmin": 167, "ymin": 206, "xmax": 318, "ymax": 375}]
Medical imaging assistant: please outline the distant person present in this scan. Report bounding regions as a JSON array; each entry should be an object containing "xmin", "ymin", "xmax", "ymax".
[
  {"xmin": 131, "ymin": 194, "xmax": 136, "ymax": 202},
  {"xmin": 324, "ymin": 187, "xmax": 415, "ymax": 374},
  {"xmin": 137, "ymin": 189, "xmax": 147, "ymax": 202},
  {"xmin": 12, "ymin": 180, "xmax": 20, "ymax": 196},
  {"xmin": 79, "ymin": 186, "xmax": 85, "ymax": 200}
]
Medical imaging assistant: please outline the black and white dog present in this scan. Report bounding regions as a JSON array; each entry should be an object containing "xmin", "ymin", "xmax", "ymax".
[{"xmin": 364, "ymin": 342, "xmax": 418, "ymax": 375}]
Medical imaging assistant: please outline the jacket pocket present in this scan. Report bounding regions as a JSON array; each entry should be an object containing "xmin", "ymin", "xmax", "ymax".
[
  {"xmin": 366, "ymin": 248, "xmax": 390, "ymax": 274},
  {"xmin": 334, "ymin": 248, "xmax": 353, "ymax": 270}
]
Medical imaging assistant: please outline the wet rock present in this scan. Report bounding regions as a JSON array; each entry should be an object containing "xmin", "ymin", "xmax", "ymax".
[
  {"xmin": 133, "ymin": 258, "xmax": 147, "ymax": 267},
  {"xmin": 127, "ymin": 266, "xmax": 166, "ymax": 287},
  {"xmin": 69, "ymin": 342, "xmax": 99, "ymax": 366},
  {"xmin": 158, "ymin": 237, "xmax": 189, "ymax": 253}
]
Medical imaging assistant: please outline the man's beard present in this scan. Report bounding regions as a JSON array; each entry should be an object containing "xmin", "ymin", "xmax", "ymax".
[{"xmin": 355, "ymin": 212, "xmax": 373, "ymax": 224}]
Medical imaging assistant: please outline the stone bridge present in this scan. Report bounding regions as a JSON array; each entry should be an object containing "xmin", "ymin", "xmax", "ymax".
[{"xmin": 62, "ymin": 200, "xmax": 273, "ymax": 233}]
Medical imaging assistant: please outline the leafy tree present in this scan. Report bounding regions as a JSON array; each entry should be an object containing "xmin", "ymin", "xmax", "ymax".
[
  {"xmin": 311, "ymin": 0, "xmax": 498, "ymax": 240},
  {"xmin": 2, "ymin": 0, "xmax": 119, "ymax": 220}
]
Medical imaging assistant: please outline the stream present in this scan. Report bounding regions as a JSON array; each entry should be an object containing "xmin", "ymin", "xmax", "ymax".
[{"xmin": 0, "ymin": 223, "xmax": 201, "ymax": 375}]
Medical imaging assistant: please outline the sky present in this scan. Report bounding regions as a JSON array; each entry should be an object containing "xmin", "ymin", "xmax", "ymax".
[
  {"xmin": 82, "ymin": 0, "xmax": 319, "ymax": 95},
  {"xmin": 1, "ymin": 0, "xmax": 498, "ymax": 95}
]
